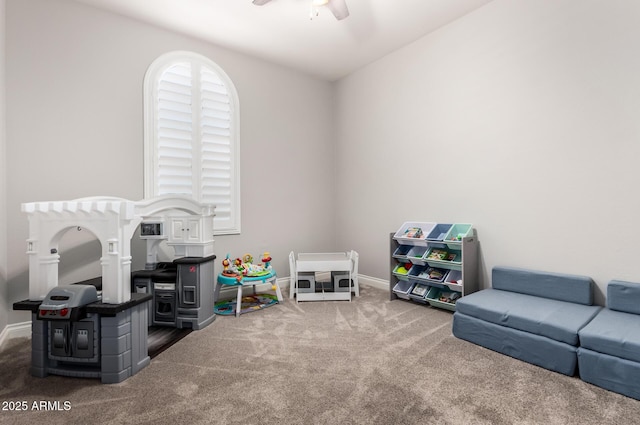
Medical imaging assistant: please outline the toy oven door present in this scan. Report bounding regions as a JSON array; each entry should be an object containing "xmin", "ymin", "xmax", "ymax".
[{"xmin": 154, "ymin": 289, "xmax": 177, "ymax": 325}]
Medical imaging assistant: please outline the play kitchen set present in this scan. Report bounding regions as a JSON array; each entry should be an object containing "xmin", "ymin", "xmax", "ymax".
[
  {"xmin": 131, "ymin": 257, "xmax": 216, "ymax": 330},
  {"xmin": 13, "ymin": 196, "xmax": 216, "ymax": 384}
]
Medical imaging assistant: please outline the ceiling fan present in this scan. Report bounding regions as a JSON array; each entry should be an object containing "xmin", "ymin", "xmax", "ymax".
[{"xmin": 252, "ymin": 0, "xmax": 350, "ymax": 21}]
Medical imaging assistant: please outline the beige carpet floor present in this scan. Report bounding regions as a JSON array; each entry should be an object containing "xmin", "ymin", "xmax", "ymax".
[{"xmin": 1, "ymin": 285, "xmax": 640, "ymax": 424}]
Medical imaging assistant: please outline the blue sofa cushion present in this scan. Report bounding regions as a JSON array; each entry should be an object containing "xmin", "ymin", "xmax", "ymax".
[
  {"xmin": 492, "ymin": 266, "xmax": 595, "ymax": 305},
  {"xmin": 607, "ymin": 280, "xmax": 640, "ymax": 315},
  {"xmin": 456, "ymin": 288, "xmax": 601, "ymax": 346},
  {"xmin": 578, "ymin": 308, "xmax": 640, "ymax": 363},
  {"xmin": 453, "ymin": 312, "xmax": 579, "ymax": 376},
  {"xmin": 577, "ymin": 347, "xmax": 640, "ymax": 401}
]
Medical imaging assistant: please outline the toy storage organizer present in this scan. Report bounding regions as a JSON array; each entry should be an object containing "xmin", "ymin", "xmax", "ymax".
[{"xmin": 390, "ymin": 222, "xmax": 478, "ymax": 311}]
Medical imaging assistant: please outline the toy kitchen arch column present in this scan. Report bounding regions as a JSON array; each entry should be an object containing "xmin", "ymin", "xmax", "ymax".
[
  {"xmin": 23, "ymin": 198, "xmax": 139, "ymax": 304},
  {"xmin": 15, "ymin": 195, "xmax": 216, "ymax": 384}
]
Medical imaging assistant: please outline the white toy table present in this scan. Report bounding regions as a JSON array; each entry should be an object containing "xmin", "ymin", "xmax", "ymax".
[{"xmin": 295, "ymin": 252, "xmax": 353, "ymax": 302}]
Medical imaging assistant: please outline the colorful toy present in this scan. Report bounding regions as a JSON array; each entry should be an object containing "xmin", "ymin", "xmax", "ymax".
[
  {"xmin": 395, "ymin": 266, "xmax": 409, "ymax": 275},
  {"xmin": 215, "ymin": 252, "xmax": 281, "ymax": 317},
  {"xmin": 214, "ymin": 293, "xmax": 279, "ymax": 316},
  {"xmin": 262, "ymin": 252, "xmax": 272, "ymax": 268},
  {"xmin": 222, "ymin": 254, "xmax": 231, "ymax": 274},
  {"xmin": 220, "ymin": 252, "xmax": 274, "ymax": 281},
  {"xmin": 261, "ymin": 252, "xmax": 274, "ymax": 288}
]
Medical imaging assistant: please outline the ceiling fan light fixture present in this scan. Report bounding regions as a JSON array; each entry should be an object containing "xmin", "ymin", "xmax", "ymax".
[{"xmin": 253, "ymin": 0, "xmax": 349, "ymax": 21}]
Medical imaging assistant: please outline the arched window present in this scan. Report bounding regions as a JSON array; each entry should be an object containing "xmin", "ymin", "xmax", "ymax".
[{"xmin": 144, "ymin": 51, "xmax": 240, "ymax": 235}]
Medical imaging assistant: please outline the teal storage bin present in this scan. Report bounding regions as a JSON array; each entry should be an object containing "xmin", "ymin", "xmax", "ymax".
[
  {"xmin": 426, "ymin": 286, "xmax": 461, "ymax": 312},
  {"xmin": 444, "ymin": 223, "xmax": 473, "ymax": 242},
  {"xmin": 393, "ymin": 263, "xmax": 413, "ymax": 281},
  {"xmin": 423, "ymin": 247, "xmax": 462, "ymax": 269}
]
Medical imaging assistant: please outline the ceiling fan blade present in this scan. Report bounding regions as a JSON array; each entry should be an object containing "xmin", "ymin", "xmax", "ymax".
[
  {"xmin": 252, "ymin": 0, "xmax": 272, "ymax": 5},
  {"xmin": 326, "ymin": 0, "xmax": 349, "ymax": 20}
]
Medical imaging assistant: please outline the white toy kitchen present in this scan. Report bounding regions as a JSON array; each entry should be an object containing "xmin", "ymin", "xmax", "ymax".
[{"xmin": 13, "ymin": 195, "xmax": 216, "ymax": 384}]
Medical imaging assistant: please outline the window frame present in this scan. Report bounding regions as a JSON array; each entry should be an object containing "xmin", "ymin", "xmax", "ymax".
[{"xmin": 143, "ymin": 50, "xmax": 241, "ymax": 235}]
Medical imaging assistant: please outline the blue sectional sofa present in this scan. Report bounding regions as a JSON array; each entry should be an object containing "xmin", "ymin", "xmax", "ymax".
[
  {"xmin": 578, "ymin": 280, "xmax": 640, "ymax": 400},
  {"xmin": 452, "ymin": 266, "xmax": 602, "ymax": 376}
]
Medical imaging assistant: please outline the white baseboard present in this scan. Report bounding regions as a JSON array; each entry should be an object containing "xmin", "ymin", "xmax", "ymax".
[
  {"xmin": 357, "ymin": 274, "xmax": 390, "ymax": 291},
  {"xmin": 0, "ymin": 321, "xmax": 32, "ymax": 349}
]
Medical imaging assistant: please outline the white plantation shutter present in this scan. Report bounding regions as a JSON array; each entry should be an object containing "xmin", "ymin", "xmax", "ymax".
[
  {"xmin": 200, "ymin": 67, "xmax": 233, "ymax": 226},
  {"xmin": 157, "ymin": 62, "xmax": 194, "ymax": 196},
  {"xmin": 144, "ymin": 52, "xmax": 240, "ymax": 234}
]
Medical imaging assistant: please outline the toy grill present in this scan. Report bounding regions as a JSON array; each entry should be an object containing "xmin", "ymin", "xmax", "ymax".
[
  {"xmin": 38, "ymin": 285, "xmax": 99, "ymax": 321},
  {"xmin": 36, "ymin": 285, "xmax": 102, "ymax": 365}
]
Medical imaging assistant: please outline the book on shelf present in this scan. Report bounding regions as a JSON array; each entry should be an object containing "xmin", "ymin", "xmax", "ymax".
[
  {"xmin": 411, "ymin": 284, "xmax": 428, "ymax": 297},
  {"xmin": 445, "ymin": 252, "xmax": 458, "ymax": 262},
  {"xmin": 419, "ymin": 267, "xmax": 448, "ymax": 282},
  {"xmin": 438, "ymin": 291, "xmax": 461, "ymax": 304},
  {"xmin": 427, "ymin": 249, "xmax": 448, "ymax": 260},
  {"xmin": 403, "ymin": 227, "xmax": 423, "ymax": 238}
]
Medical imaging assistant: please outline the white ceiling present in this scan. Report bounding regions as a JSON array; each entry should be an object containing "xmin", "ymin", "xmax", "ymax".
[{"xmin": 73, "ymin": 0, "xmax": 493, "ymax": 81}]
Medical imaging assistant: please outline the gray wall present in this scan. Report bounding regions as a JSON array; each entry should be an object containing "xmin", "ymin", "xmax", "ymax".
[
  {"xmin": 4, "ymin": 0, "xmax": 640, "ymax": 336},
  {"xmin": 5, "ymin": 0, "xmax": 335, "ymax": 324},
  {"xmin": 0, "ymin": 0, "xmax": 8, "ymax": 336},
  {"xmin": 334, "ymin": 0, "xmax": 640, "ymax": 305}
]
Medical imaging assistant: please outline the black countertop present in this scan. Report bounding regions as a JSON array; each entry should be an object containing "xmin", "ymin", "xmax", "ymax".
[
  {"xmin": 173, "ymin": 255, "xmax": 216, "ymax": 264},
  {"xmin": 13, "ymin": 293, "xmax": 152, "ymax": 317},
  {"xmin": 13, "ymin": 254, "xmax": 215, "ymax": 317}
]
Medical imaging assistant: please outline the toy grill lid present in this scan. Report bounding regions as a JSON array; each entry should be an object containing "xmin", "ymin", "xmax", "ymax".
[
  {"xmin": 41, "ymin": 285, "xmax": 99, "ymax": 308},
  {"xmin": 38, "ymin": 285, "xmax": 99, "ymax": 320}
]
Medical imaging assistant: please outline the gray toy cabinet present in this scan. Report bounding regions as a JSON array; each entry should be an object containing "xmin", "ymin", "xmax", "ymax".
[{"xmin": 389, "ymin": 222, "xmax": 479, "ymax": 311}]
